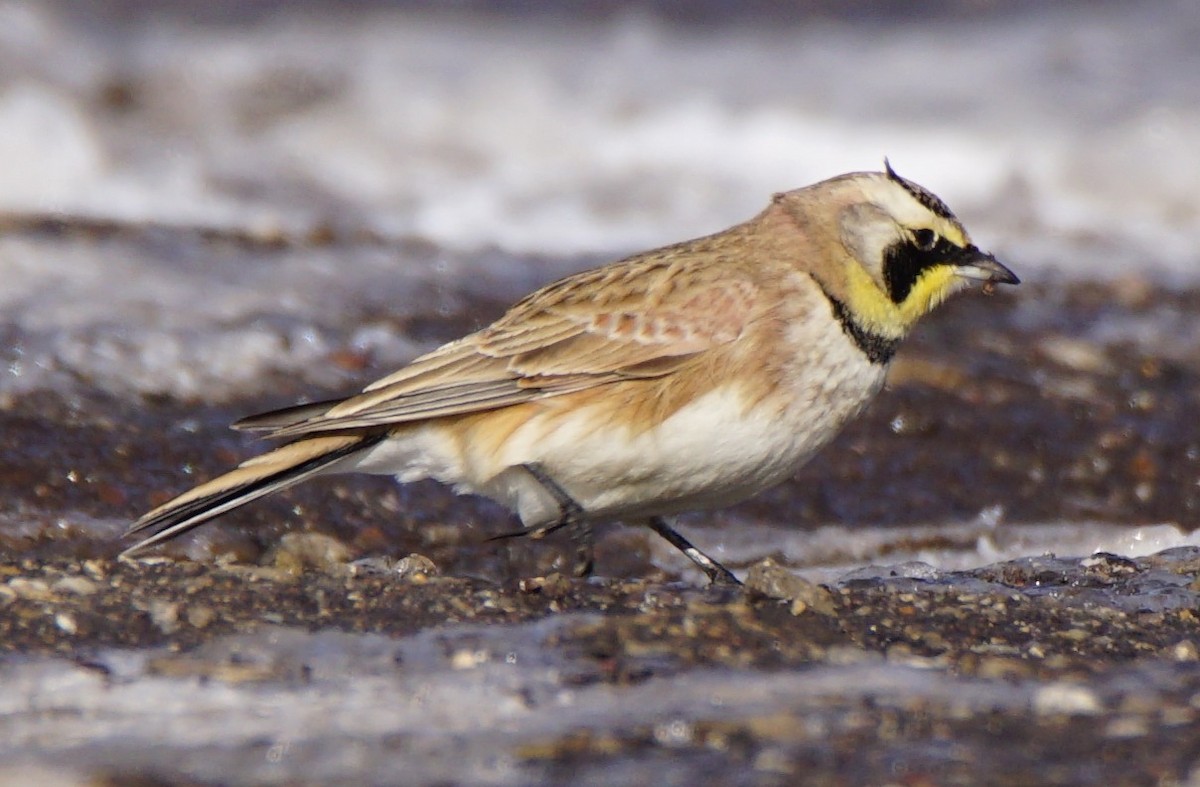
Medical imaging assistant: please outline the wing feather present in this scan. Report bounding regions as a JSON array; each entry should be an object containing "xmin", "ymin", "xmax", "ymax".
[{"xmin": 260, "ymin": 248, "xmax": 760, "ymax": 440}]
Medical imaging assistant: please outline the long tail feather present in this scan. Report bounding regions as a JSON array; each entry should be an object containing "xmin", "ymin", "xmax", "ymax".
[{"xmin": 121, "ymin": 433, "xmax": 384, "ymax": 556}]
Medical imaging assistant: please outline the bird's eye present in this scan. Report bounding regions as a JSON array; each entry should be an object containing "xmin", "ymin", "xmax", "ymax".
[{"xmin": 913, "ymin": 229, "xmax": 938, "ymax": 251}]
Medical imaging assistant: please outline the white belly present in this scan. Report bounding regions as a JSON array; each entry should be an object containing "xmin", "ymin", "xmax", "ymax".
[{"xmin": 351, "ymin": 324, "xmax": 887, "ymax": 529}]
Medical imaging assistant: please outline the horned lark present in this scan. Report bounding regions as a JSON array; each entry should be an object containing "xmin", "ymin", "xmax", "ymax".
[{"xmin": 124, "ymin": 163, "xmax": 1018, "ymax": 584}]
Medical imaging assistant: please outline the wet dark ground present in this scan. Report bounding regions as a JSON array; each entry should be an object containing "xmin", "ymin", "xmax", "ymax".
[
  {"xmin": 2, "ymin": 549, "xmax": 1200, "ymax": 785},
  {"xmin": 2, "ymin": 231, "xmax": 1200, "ymax": 784}
]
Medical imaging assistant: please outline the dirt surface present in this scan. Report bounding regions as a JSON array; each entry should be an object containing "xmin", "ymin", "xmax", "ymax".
[
  {"xmin": 1, "ymin": 550, "xmax": 1199, "ymax": 785},
  {"xmin": 3, "ymin": 248, "xmax": 1200, "ymax": 784}
]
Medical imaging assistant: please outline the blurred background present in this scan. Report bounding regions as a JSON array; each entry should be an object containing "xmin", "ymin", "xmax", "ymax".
[{"xmin": 2, "ymin": 0, "xmax": 1198, "ymax": 267}]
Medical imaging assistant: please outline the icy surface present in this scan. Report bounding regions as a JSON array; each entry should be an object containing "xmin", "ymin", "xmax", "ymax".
[
  {"xmin": 0, "ymin": 614, "xmax": 1150, "ymax": 784},
  {"xmin": 0, "ymin": 230, "xmax": 568, "ymax": 400},
  {"xmin": 649, "ymin": 517, "xmax": 1199, "ymax": 586},
  {"xmin": 0, "ymin": 2, "xmax": 1199, "ymax": 265}
]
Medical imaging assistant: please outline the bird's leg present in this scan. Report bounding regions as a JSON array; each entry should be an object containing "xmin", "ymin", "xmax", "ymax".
[
  {"xmin": 645, "ymin": 516, "xmax": 741, "ymax": 586},
  {"xmin": 487, "ymin": 463, "xmax": 594, "ymax": 577},
  {"xmin": 521, "ymin": 463, "xmax": 594, "ymax": 577}
]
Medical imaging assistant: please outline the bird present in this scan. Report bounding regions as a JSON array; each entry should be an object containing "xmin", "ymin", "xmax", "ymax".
[{"xmin": 123, "ymin": 162, "xmax": 1018, "ymax": 585}]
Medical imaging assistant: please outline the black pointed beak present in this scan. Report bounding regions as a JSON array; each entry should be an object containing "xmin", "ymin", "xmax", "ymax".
[{"xmin": 953, "ymin": 246, "xmax": 1019, "ymax": 286}]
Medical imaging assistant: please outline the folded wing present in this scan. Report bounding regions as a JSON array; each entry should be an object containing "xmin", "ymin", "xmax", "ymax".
[{"xmin": 248, "ymin": 249, "xmax": 760, "ymax": 439}]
